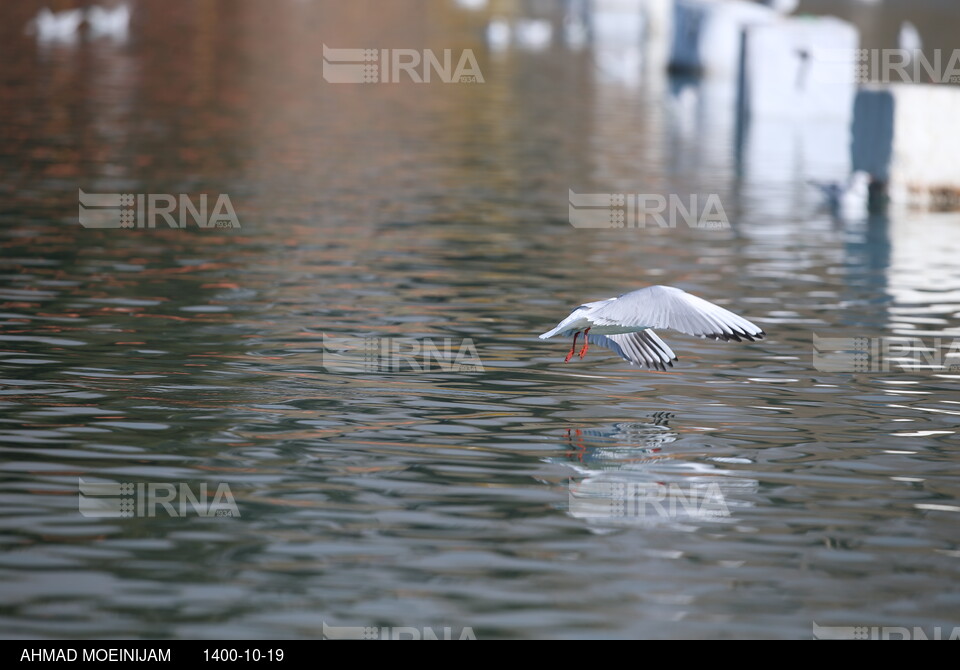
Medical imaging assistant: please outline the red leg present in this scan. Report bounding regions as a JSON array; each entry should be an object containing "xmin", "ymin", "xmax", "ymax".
[
  {"xmin": 565, "ymin": 429, "xmax": 586, "ymax": 462},
  {"xmin": 564, "ymin": 331, "xmax": 580, "ymax": 362},
  {"xmin": 578, "ymin": 327, "xmax": 591, "ymax": 359}
]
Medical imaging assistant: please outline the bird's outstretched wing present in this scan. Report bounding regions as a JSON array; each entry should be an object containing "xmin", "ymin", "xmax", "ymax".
[
  {"xmin": 587, "ymin": 330, "xmax": 677, "ymax": 370},
  {"xmin": 589, "ymin": 285, "xmax": 764, "ymax": 342}
]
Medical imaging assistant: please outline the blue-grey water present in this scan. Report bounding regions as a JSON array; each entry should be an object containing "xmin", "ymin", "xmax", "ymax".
[{"xmin": 1, "ymin": 0, "xmax": 959, "ymax": 639}]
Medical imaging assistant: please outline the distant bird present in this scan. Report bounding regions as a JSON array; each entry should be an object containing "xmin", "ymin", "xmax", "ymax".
[
  {"xmin": 485, "ymin": 18, "xmax": 511, "ymax": 50},
  {"xmin": 563, "ymin": 13, "xmax": 589, "ymax": 50},
  {"xmin": 808, "ymin": 171, "xmax": 871, "ymax": 218},
  {"xmin": 514, "ymin": 19, "xmax": 553, "ymax": 50},
  {"xmin": 759, "ymin": 0, "xmax": 799, "ymax": 15},
  {"xmin": 539, "ymin": 285, "xmax": 764, "ymax": 369},
  {"xmin": 486, "ymin": 17, "xmax": 553, "ymax": 51},
  {"xmin": 898, "ymin": 20, "xmax": 922, "ymax": 53},
  {"xmin": 454, "ymin": 0, "xmax": 488, "ymax": 10},
  {"xmin": 86, "ymin": 4, "xmax": 131, "ymax": 40},
  {"xmin": 26, "ymin": 7, "xmax": 84, "ymax": 44},
  {"xmin": 898, "ymin": 20, "xmax": 922, "ymax": 78}
]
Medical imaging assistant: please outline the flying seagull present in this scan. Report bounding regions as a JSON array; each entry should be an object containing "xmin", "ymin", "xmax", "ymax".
[{"xmin": 539, "ymin": 285, "xmax": 764, "ymax": 370}]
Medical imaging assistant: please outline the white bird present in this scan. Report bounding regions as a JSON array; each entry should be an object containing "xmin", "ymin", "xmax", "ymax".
[
  {"xmin": 26, "ymin": 7, "xmax": 84, "ymax": 43},
  {"xmin": 454, "ymin": 0, "xmax": 488, "ymax": 10},
  {"xmin": 514, "ymin": 19, "xmax": 553, "ymax": 50},
  {"xmin": 898, "ymin": 20, "xmax": 922, "ymax": 53},
  {"xmin": 759, "ymin": 0, "xmax": 799, "ymax": 15},
  {"xmin": 563, "ymin": 13, "xmax": 589, "ymax": 50},
  {"xmin": 87, "ymin": 4, "xmax": 131, "ymax": 40},
  {"xmin": 807, "ymin": 171, "xmax": 871, "ymax": 219},
  {"xmin": 898, "ymin": 20, "xmax": 922, "ymax": 79},
  {"xmin": 539, "ymin": 285, "xmax": 764, "ymax": 370},
  {"xmin": 485, "ymin": 18, "xmax": 511, "ymax": 51}
]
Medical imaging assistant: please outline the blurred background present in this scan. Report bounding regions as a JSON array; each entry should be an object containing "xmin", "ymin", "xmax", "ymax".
[{"xmin": 1, "ymin": 0, "xmax": 959, "ymax": 639}]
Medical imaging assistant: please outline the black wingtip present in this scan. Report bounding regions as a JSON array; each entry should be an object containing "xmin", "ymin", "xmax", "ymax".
[{"xmin": 709, "ymin": 329, "xmax": 765, "ymax": 342}]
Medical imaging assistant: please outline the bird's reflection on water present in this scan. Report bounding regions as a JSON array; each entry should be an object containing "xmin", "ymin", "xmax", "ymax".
[{"xmin": 557, "ymin": 414, "xmax": 757, "ymax": 527}]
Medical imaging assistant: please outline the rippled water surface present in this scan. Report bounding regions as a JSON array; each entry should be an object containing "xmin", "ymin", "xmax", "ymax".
[{"xmin": 2, "ymin": 0, "xmax": 959, "ymax": 639}]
